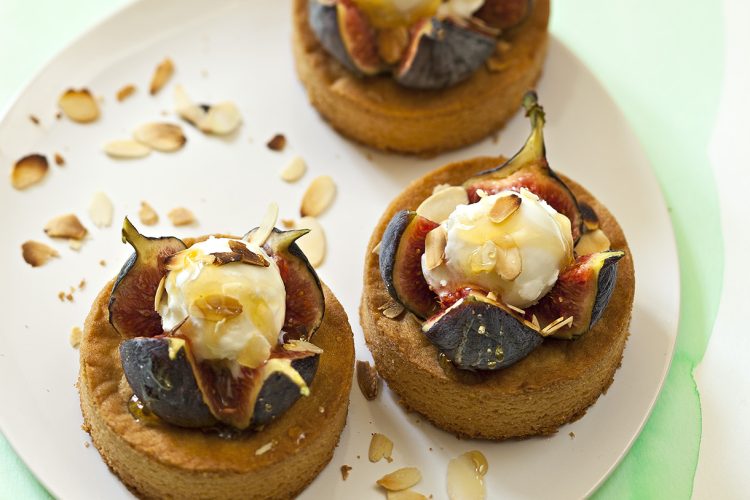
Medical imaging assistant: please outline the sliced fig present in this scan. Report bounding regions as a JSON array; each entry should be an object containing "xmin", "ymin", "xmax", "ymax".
[
  {"xmin": 337, "ymin": 0, "xmax": 384, "ymax": 75},
  {"xmin": 463, "ymin": 92, "xmax": 584, "ymax": 241},
  {"xmin": 120, "ymin": 336, "xmax": 216, "ymax": 428},
  {"xmin": 396, "ymin": 18, "xmax": 495, "ymax": 89},
  {"xmin": 109, "ymin": 218, "xmax": 186, "ymax": 338},
  {"xmin": 379, "ymin": 210, "xmax": 440, "ymax": 319},
  {"xmin": 244, "ymin": 228, "xmax": 325, "ymax": 341},
  {"xmin": 474, "ymin": 0, "xmax": 532, "ymax": 30},
  {"xmin": 423, "ymin": 292, "xmax": 542, "ymax": 370},
  {"xmin": 527, "ymin": 251, "xmax": 625, "ymax": 340},
  {"xmin": 309, "ymin": 0, "xmax": 359, "ymax": 73},
  {"xmin": 120, "ymin": 335, "xmax": 320, "ymax": 430}
]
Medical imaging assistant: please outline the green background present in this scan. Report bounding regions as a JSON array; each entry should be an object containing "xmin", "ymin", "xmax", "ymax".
[{"xmin": 0, "ymin": 1, "xmax": 723, "ymax": 498}]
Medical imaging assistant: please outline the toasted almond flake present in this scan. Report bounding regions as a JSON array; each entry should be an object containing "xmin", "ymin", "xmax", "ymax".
[
  {"xmin": 255, "ymin": 440, "xmax": 276, "ymax": 456},
  {"xmin": 154, "ymin": 276, "xmax": 166, "ymax": 311},
  {"xmin": 495, "ymin": 245, "xmax": 521, "ymax": 280},
  {"xmin": 486, "ymin": 56, "xmax": 510, "ymax": 72},
  {"xmin": 69, "ymin": 239, "xmax": 83, "ymax": 251},
  {"xmin": 488, "ymin": 193, "xmax": 521, "ymax": 223},
  {"xmin": 340, "ymin": 465, "xmax": 352, "ymax": 481},
  {"xmin": 486, "ymin": 291, "xmax": 497, "ymax": 301},
  {"xmin": 280, "ymin": 156, "xmax": 307, "ymax": 183},
  {"xmin": 382, "ymin": 302, "xmax": 404, "ymax": 319},
  {"xmin": 58, "ymin": 88, "xmax": 99, "ymax": 123},
  {"xmin": 104, "ymin": 139, "xmax": 152, "ymax": 159},
  {"xmin": 88, "ymin": 192, "xmax": 114, "ymax": 228},
  {"xmin": 372, "ymin": 241, "xmax": 381, "ymax": 255},
  {"xmin": 300, "ymin": 175, "xmax": 336, "ymax": 217},
  {"xmin": 432, "ymin": 183, "xmax": 452, "ymax": 194},
  {"xmin": 580, "ymin": 202, "xmax": 600, "ymax": 231},
  {"xmin": 368, "ymin": 433, "xmax": 394, "ymax": 463},
  {"xmin": 542, "ymin": 316, "xmax": 574, "ymax": 337},
  {"xmin": 199, "ymin": 102, "xmax": 242, "ymax": 135},
  {"xmin": 116, "ymin": 84, "xmax": 136, "ymax": 102},
  {"xmin": 291, "ymin": 216, "xmax": 326, "ymax": 267},
  {"xmin": 149, "ymin": 58, "xmax": 174, "ymax": 95},
  {"xmin": 506, "ymin": 303, "xmax": 525, "ymax": 314},
  {"xmin": 134, "ymin": 122, "xmax": 186, "ymax": 152},
  {"xmin": 447, "ymin": 451, "xmax": 487, "ymax": 500},
  {"xmin": 281, "ymin": 218, "xmax": 294, "ymax": 228},
  {"xmin": 531, "ymin": 314, "xmax": 540, "ymax": 329},
  {"xmin": 416, "ymin": 186, "xmax": 468, "ymax": 223},
  {"xmin": 540, "ymin": 316, "xmax": 567, "ymax": 335},
  {"xmin": 167, "ymin": 207, "xmax": 196, "ymax": 226},
  {"xmin": 21, "ymin": 241, "xmax": 59, "ymax": 267},
  {"xmin": 387, "ymin": 490, "xmax": 428, "ymax": 500},
  {"xmin": 44, "ymin": 214, "xmax": 87, "ymax": 240},
  {"xmin": 283, "ymin": 339, "xmax": 324, "ymax": 354},
  {"xmin": 248, "ymin": 202, "xmax": 279, "ymax": 247},
  {"xmin": 174, "ymin": 85, "xmax": 206, "ymax": 126},
  {"xmin": 267, "ymin": 134, "xmax": 287, "ymax": 151},
  {"xmin": 574, "ymin": 229, "xmax": 611, "ymax": 256},
  {"xmin": 424, "ymin": 226, "xmax": 447, "ymax": 270},
  {"xmin": 377, "ymin": 467, "xmax": 421, "ymax": 491},
  {"xmin": 139, "ymin": 201, "xmax": 159, "ymax": 226},
  {"xmin": 475, "ymin": 188, "xmax": 488, "ymax": 198},
  {"xmin": 54, "ymin": 153, "xmax": 65, "ymax": 166},
  {"xmin": 356, "ymin": 360, "xmax": 380, "ymax": 401},
  {"xmin": 11, "ymin": 154, "xmax": 49, "ymax": 189},
  {"xmin": 70, "ymin": 326, "xmax": 83, "ymax": 349}
]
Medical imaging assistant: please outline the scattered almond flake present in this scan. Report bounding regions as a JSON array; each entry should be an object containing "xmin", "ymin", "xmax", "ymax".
[
  {"xmin": 574, "ymin": 229, "xmax": 611, "ymax": 256},
  {"xmin": 475, "ymin": 188, "xmax": 488, "ymax": 198},
  {"xmin": 69, "ymin": 326, "xmax": 83, "ymax": 349},
  {"xmin": 154, "ymin": 276, "xmax": 166, "ymax": 311},
  {"xmin": 368, "ymin": 433, "xmax": 394, "ymax": 463},
  {"xmin": 283, "ymin": 339, "xmax": 323, "ymax": 354},
  {"xmin": 103, "ymin": 139, "xmax": 152, "ymax": 159},
  {"xmin": 506, "ymin": 303, "xmax": 525, "ymax": 314},
  {"xmin": 377, "ymin": 25, "xmax": 409, "ymax": 64},
  {"xmin": 300, "ymin": 175, "xmax": 336, "ymax": 217},
  {"xmin": 377, "ymin": 467, "xmax": 421, "ymax": 491},
  {"xmin": 432, "ymin": 183, "xmax": 452, "ymax": 194},
  {"xmin": 531, "ymin": 314, "xmax": 540, "ymax": 329},
  {"xmin": 356, "ymin": 360, "xmax": 380, "ymax": 401},
  {"xmin": 199, "ymin": 102, "xmax": 242, "ymax": 135},
  {"xmin": 133, "ymin": 122, "xmax": 186, "ymax": 152},
  {"xmin": 139, "ymin": 201, "xmax": 159, "ymax": 226},
  {"xmin": 497, "ymin": 40, "xmax": 512, "ymax": 53},
  {"xmin": 116, "ymin": 84, "xmax": 136, "ymax": 102},
  {"xmin": 486, "ymin": 291, "xmax": 497, "ymax": 301},
  {"xmin": 88, "ymin": 192, "xmax": 114, "ymax": 228},
  {"xmin": 149, "ymin": 58, "xmax": 174, "ymax": 95},
  {"xmin": 447, "ymin": 450, "xmax": 488, "ymax": 500},
  {"xmin": 58, "ymin": 88, "xmax": 99, "ymax": 123},
  {"xmin": 54, "ymin": 153, "xmax": 65, "ymax": 166},
  {"xmin": 387, "ymin": 490, "xmax": 428, "ymax": 500},
  {"xmin": 99, "ymin": 259, "xmax": 107, "ymax": 267},
  {"xmin": 29, "ymin": 114, "xmax": 40, "ymax": 125},
  {"xmin": 167, "ymin": 207, "xmax": 196, "ymax": 227},
  {"xmin": 280, "ymin": 218, "xmax": 294, "ymax": 229},
  {"xmin": 382, "ymin": 302, "xmax": 404, "ymax": 319},
  {"xmin": 424, "ymin": 226, "xmax": 447, "ymax": 270},
  {"xmin": 318, "ymin": 405, "xmax": 325, "ymax": 413},
  {"xmin": 254, "ymin": 440, "xmax": 276, "ymax": 456},
  {"xmin": 486, "ymin": 56, "xmax": 510, "ymax": 73},
  {"xmin": 541, "ymin": 316, "xmax": 567, "ymax": 335},
  {"xmin": 488, "ymin": 193, "xmax": 521, "ymax": 223},
  {"xmin": 174, "ymin": 85, "xmax": 207, "ymax": 126},
  {"xmin": 11, "ymin": 154, "xmax": 49, "ymax": 190},
  {"xmin": 58, "ymin": 291, "xmax": 65, "ymax": 301},
  {"xmin": 44, "ymin": 214, "xmax": 87, "ymax": 240},
  {"xmin": 266, "ymin": 134, "xmax": 287, "ymax": 151},
  {"xmin": 372, "ymin": 241, "xmax": 381, "ymax": 255},
  {"xmin": 416, "ymin": 186, "xmax": 468, "ymax": 224},
  {"xmin": 290, "ymin": 216, "xmax": 326, "ymax": 267},
  {"xmin": 495, "ymin": 245, "xmax": 521, "ymax": 280},
  {"xmin": 247, "ymin": 202, "xmax": 279, "ymax": 247},
  {"xmin": 280, "ymin": 155, "xmax": 307, "ymax": 183},
  {"xmin": 69, "ymin": 239, "xmax": 83, "ymax": 251},
  {"xmin": 340, "ymin": 465, "xmax": 352, "ymax": 481},
  {"xmin": 569, "ymin": 431, "xmax": 575, "ymax": 439},
  {"xmin": 21, "ymin": 241, "xmax": 59, "ymax": 267}
]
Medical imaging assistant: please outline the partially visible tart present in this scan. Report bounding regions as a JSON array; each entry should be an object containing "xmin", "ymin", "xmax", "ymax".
[
  {"xmin": 360, "ymin": 93, "xmax": 634, "ymax": 438},
  {"xmin": 293, "ymin": 0, "xmax": 549, "ymax": 155},
  {"xmin": 79, "ymin": 221, "xmax": 354, "ymax": 499}
]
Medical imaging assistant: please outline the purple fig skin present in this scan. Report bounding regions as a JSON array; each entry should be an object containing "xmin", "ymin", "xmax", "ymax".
[
  {"xmin": 396, "ymin": 19, "xmax": 496, "ymax": 89},
  {"xmin": 309, "ymin": 0, "xmax": 360, "ymax": 73},
  {"xmin": 423, "ymin": 295, "xmax": 543, "ymax": 371}
]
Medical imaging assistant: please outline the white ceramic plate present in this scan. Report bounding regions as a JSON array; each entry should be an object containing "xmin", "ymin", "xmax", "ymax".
[{"xmin": 0, "ymin": 1, "xmax": 679, "ymax": 498}]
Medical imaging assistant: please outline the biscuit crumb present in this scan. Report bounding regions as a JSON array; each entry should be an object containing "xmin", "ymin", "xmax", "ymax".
[
  {"xmin": 340, "ymin": 465, "xmax": 352, "ymax": 481},
  {"xmin": 70, "ymin": 326, "xmax": 82, "ymax": 348},
  {"xmin": 29, "ymin": 114, "xmax": 40, "ymax": 125},
  {"xmin": 569, "ymin": 432, "xmax": 575, "ymax": 439},
  {"xmin": 83, "ymin": 441, "xmax": 90, "ymax": 448},
  {"xmin": 99, "ymin": 259, "xmax": 107, "ymax": 267}
]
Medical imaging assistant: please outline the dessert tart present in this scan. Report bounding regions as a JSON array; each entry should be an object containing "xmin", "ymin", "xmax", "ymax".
[
  {"xmin": 361, "ymin": 92, "xmax": 634, "ymax": 439},
  {"xmin": 293, "ymin": 0, "xmax": 549, "ymax": 155},
  {"xmin": 79, "ymin": 210, "xmax": 355, "ymax": 499}
]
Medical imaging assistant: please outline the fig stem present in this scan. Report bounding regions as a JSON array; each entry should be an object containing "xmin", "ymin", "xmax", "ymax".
[
  {"xmin": 507, "ymin": 91, "xmax": 546, "ymax": 167},
  {"xmin": 122, "ymin": 217, "xmax": 148, "ymax": 250}
]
